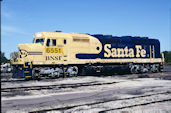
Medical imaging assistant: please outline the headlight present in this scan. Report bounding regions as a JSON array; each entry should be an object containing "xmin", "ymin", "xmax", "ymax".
[{"xmin": 36, "ymin": 33, "xmax": 42, "ymax": 37}]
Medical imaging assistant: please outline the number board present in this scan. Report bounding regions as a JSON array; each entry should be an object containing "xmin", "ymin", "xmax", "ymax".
[{"xmin": 46, "ymin": 48, "xmax": 63, "ymax": 53}]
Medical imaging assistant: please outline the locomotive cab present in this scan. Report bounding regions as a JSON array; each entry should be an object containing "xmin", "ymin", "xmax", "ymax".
[
  {"xmin": 11, "ymin": 32, "xmax": 70, "ymax": 78},
  {"xmin": 11, "ymin": 32, "xmax": 69, "ymax": 65}
]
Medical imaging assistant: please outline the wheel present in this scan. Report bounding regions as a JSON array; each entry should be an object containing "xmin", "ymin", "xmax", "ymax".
[
  {"xmin": 50, "ymin": 71, "xmax": 60, "ymax": 78},
  {"xmin": 151, "ymin": 64, "xmax": 159, "ymax": 73},
  {"xmin": 130, "ymin": 65, "xmax": 139, "ymax": 74},
  {"xmin": 67, "ymin": 66, "xmax": 78, "ymax": 77},
  {"xmin": 32, "ymin": 69, "xmax": 40, "ymax": 80},
  {"xmin": 54, "ymin": 71, "xmax": 60, "ymax": 78},
  {"xmin": 131, "ymin": 66, "xmax": 136, "ymax": 74}
]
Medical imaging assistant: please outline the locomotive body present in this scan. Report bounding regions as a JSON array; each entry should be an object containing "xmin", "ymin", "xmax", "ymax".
[{"xmin": 11, "ymin": 32, "xmax": 164, "ymax": 79}]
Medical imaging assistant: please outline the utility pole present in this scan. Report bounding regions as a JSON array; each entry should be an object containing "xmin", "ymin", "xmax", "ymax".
[{"xmin": 170, "ymin": 8, "xmax": 171, "ymax": 50}]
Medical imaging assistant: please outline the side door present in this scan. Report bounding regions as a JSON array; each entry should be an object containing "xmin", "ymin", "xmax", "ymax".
[
  {"xmin": 61, "ymin": 39, "xmax": 68, "ymax": 63},
  {"xmin": 45, "ymin": 38, "xmax": 63, "ymax": 64}
]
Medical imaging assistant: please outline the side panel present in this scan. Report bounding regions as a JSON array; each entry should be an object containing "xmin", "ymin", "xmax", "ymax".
[{"xmin": 75, "ymin": 35, "xmax": 161, "ymax": 63}]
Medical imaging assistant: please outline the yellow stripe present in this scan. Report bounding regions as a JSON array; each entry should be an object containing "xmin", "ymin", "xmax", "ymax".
[
  {"xmin": 24, "ymin": 71, "xmax": 30, "ymax": 73},
  {"xmin": 150, "ymin": 45, "xmax": 152, "ymax": 58},
  {"xmin": 72, "ymin": 58, "xmax": 162, "ymax": 64},
  {"xmin": 24, "ymin": 66, "xmax": 28, "ymax": 68},
  {"xmin": 25, "ymin": 76, "xmax": 31, "ymax": 78},
  {"xmin": 153, "ymin": 45, "xmax": 155, "ymax": 58},
  {"xmin": 96, "ymin": 70, "xmax": 100, "ymax": 72}
]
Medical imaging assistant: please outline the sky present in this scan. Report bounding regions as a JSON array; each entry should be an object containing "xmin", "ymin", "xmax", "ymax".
[{"xmin": 1, "ymin": 0, "xmax": 171, "ymax": 59}]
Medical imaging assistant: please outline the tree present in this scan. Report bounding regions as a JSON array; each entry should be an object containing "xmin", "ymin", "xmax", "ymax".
[
  {"xmin": 163, "ymin": 51, "xmax": 171, "ymax": 64},
  {"xmin": 1, "ymin": 52, "xmax": 9, "ymax": 64}
]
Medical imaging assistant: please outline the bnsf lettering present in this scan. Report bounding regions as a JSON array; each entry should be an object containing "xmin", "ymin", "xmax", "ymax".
[
  {"xmin": 46, "ymin": 56, "xmax": 61, "ymax": 60},
  {"xmin": 104, "ymin": 44, "xmax": 146, "ymax": 58}
]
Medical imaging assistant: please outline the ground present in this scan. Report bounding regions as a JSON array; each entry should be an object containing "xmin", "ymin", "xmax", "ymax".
[{"xmin": 1, "ymin": 65, "xmax": 171, "ymax": 113}]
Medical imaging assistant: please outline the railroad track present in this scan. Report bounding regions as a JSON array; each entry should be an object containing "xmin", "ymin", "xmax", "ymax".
[
  {"xmin": 1, "ymin": 81, "xmax": 119, "ymax": 92},
  {"xmin": 1, "ymin": 77, "xmax": 63, "ymax": 82},
  {"xmin": 1, "ymin": 79, "xmax": 26, "ymax": 83},
  {"xmin": 100, "ymin": 98, "xmax": 171, "ymax": 113},
  {"xmin": 29, "ymin": 91, "xmax": 171, "ymax": 113}
]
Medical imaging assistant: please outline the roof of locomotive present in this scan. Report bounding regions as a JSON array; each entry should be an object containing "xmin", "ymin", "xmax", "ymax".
[
  {"xmin": 34, "ymin": 32, "xmax": 92, "ymax": 39},
  {"xmin": 91, "ymin": 34, "xmax": 149, "ymax": 39},
  {"xmin": 34, "ymin": 32, "xmax": 159, "ymax": 44},
  {"xmin": 91, "ymin": 34, "xmax": 160, "ymax": 45}
]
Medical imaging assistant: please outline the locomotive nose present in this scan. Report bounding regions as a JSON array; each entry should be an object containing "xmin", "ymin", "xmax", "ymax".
[
  {"xmin": 19, "ymin": 49, "xmax": 28, "ymax": 58},
  {"xmin": 18, "ymin": 44, "xmax": 31, "ymax": 58},
  {"xmin": 18, "ymin": 44, "xmax": 31, "ymax": 50}
]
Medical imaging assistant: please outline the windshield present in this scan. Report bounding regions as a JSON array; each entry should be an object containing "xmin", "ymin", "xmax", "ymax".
[{"xmin": 35, "ymin": 38, "xmax": 44, "ymax": 45}]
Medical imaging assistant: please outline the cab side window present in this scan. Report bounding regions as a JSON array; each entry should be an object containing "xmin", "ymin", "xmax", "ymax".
[
  {"xmin": 46, "ymin": 39, "xmax": 50, "ymax": 46},
  {"xmin": 52, "ymin": 39, "xmax": 56, "ymax": 46},
  {"xmin": 64, "ymin": 39, "xmax": 66, "ymax": 44}
]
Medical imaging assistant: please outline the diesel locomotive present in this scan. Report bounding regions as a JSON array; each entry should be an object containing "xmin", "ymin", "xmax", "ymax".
[{"xmin": 11, "ymin": 31, "xmax": 164, "ymax": 79}]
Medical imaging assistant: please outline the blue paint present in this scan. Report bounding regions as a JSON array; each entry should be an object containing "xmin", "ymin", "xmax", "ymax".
[{"xmin": 76, "ymin": 35, "xmax": 160, "ymax": 59}]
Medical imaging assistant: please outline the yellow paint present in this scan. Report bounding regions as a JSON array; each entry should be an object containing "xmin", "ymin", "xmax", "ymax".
[
  {"xmin": 24, "ymin": 66, "xmax": 28, "ymax": 68},
  {"xmin": 161, "ymin": 53, "xmax": 165, "ymax": 64},
  {"xmin": 24, "ymin": 71, "xmax": 30, "ymax": 73},
  {"xmin": 150, "ymin": 45, "xmax": 152, "ymax": 58},
  {"xmin": 45, "ymin": 48, "xmax": 63, "ymax": 53},
  {"xmin": 30, "ymin": 63, "xmax": 32, "ymax": 69},
  {"xmin": 153, "ymin": 45, "xmax": 155, "ymax": 58}
]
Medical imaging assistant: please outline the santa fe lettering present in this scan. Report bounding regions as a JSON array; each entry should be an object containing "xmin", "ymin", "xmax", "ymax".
[{"xmin": 104, "ymin": 44, "xmax": 146, "ymax": 58}]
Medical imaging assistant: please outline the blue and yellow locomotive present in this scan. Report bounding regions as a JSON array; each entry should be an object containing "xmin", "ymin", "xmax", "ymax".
[{"xmin": 11, "ymin": 31, "xmax": 164, "ymax": 79}]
